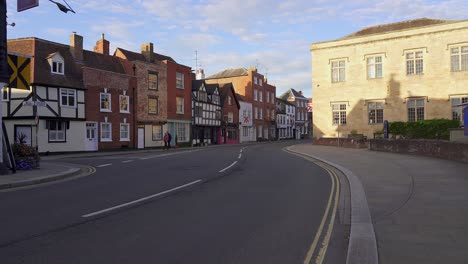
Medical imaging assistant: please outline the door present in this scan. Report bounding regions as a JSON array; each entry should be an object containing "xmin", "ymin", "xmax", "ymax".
[
  {"xmin": 138, "ymin": 128, "xmax": 145, "ymax": 149},
  {"xmin": 85, "ymin": 122, "xmax": 98, "ymax": 151}
]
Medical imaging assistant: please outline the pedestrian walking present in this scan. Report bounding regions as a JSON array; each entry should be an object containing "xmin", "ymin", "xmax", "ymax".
[
  {"xmin": 167, "ymin": 132, "xmax": 172, "ymax": 149},
  {"xmin": 163, "ymin": 132, "xmax": 169, "ymax": 150}
]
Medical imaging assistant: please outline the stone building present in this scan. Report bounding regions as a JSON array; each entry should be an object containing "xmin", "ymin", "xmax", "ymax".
[{"xmin": 311, "ymin": 18, "xmax": 468, "ymax": 139}]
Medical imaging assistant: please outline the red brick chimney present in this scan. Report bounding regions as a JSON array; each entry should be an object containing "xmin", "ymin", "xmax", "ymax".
[
  {"xmin": 94, "ymin": 33, "xmax": 110, "ymax": 55},
  {"xmin": 70, "ymin": 32, "xmax": 83, "ymax": 61},
  {"xmin": 141, "ymin": 42, "xmax": 154, "ymax": 62}
]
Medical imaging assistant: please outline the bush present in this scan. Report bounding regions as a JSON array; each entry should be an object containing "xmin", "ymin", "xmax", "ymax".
[
  {"xmin": 388, "ymin": 119, "xmax": 459, "ymax": 140},
  {"xmin": 12, "ymin": 143, "xmax": 40, "ymax": 170}
]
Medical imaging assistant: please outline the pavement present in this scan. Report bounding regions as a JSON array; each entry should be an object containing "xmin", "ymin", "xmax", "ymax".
[
  {"xmin": 2, "ymin": 141, "xmax": 467, "ymax": 264},
  {"xmin": 288, "ymin": 143, "xmax": 468, "ymax": 264}
]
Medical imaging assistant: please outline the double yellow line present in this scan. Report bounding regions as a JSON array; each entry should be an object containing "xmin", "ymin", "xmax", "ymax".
[{"xmin": 283, "ymin": 148, "xmax": 340, "ymax": 264}]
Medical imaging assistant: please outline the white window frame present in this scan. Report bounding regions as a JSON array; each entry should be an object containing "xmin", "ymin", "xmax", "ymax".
[
  {"xmin": 259, "ymin": 78, "xmax": 263, "ymax": 86},
  {"xmin": 119, "ymin": 95, "xmax": 130, "ymax": 113},
  {"xmin": 177, "ymin": 123, "xmax": 188, "ymax": 142},
  {"xmin": 228, "ymin": 112, "xmax": 233, "ymax": 123},
  {"xmin": 176, "ymin": 72, "xmax": 184, "ymax": 89},
  {"xmin": 368, "ymin": 102, "xmax": 384, "ymax": 124},
  {"xmin": 228, "ymin": 96, "xmax": 232, "ymax": 105},
  {"xmin": 48, "ymin": 120, "xmax": 66, "ymax": 142},
  {"xmin": 406, "ymin": 51, "xmax": 424, "ymax": 75},
  {"xmin": 100, "ymin": 122, "xmax": 112, "ymax": 142},
  {"xmin": 120, "ymin": 123, "xmax": 130, "ymax": 141},
  {"xmin": 60, "ymin": 88, "xmax": 76, "ymax": 108},
  {"xmin": 407, "ymin": 98, "xmax": 425, "ymax": 122},
  {"xmin": 332, "ymin": 103, "xmax": 347, "ymax": 125},
  {"xmin": 100, "ymin": 92, "xmax": 111, "ymax": 112},
  {"xmin": 331, "ymin": 60, "xmax": 345, "ymax": 83},
  {"xmin": 451, "ymin": 45, "xmax": 468, "ymax": 72},
  {"xmin": 176, "ymin": 97, "xmax": 184, "ymax": 114},
  {"xmin": 271, "ymin": 93, "xmax": 274, "ymax": 104},
  {"xmin": 259, "ymin": 91, "xmax": 263, "ymax": 102},
  {"xmin": 254, "ymin": 89, "xmax": 258, "ymax": 101},
  {"xmin": 367, "ymin": 56, "xmax": 383, "ymax": 79},
  {"xmin": 254, "ymin": 76, "xmax": 258, "ymax": 85},
  {"xmin": 51, "ymin": 60, "xmax": 64, "ymax": 75},
  {"xmin": 266, "ymin": 91, "xmax": 270, "ymax": 103},
  {"xmin": 451, "ymin": 96, "xmax": 468, "ymax": 122}
]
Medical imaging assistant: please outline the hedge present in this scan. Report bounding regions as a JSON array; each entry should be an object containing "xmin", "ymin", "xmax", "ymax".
[{"xmin": 388, "ymin": 119, "xmax": 460, "ymax": 140}]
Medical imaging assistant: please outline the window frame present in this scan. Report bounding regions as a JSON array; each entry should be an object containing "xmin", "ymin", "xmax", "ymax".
[
  {"xmin": 148, "ymin": 72, "xmax": 158, "ymax": 90},
  {"xmin": 451, "ymin": 96, "xmax": 468, "ymax": 122},
  {"xmin": 48, "ymin": 120, "xmax": 66, "ymax": 142},
  {"xmin": 176, "ymin": 97, "xmax": 184, "ymax": 114},
  {"xmin": 100, "ymin": 122, "xmax": 112, "ymax": 142},
  {"xmin": 451, "ymin": 45, "xmax": 468, "ymax": 72},
  {"xmin": 152, "ymin": 125, "xmax": 163, "ymax": 141},
  {"xmin": 331, "ymin": 60, "xmax": 346, "ymax": 83},
  {"xmin": 60, "ymin": 88, "xmax": 76, "ymax": 108},
  {"xmin": 368, "ymin": 101, "xmax": 384, "ymax": 124},
  {"xmin": 406, "ymin": 51, "xmax": 424, "ymax": 75},
  {"xmin": 119, "ymin": 95, "xmax": 130, "ymax": 113},
  {"xmin": 51, "ymin": 60, "xmax": 64, "ymax": 75},
  {"xmin": 407, "ymin": 98, "xmax": 425, "ymax": 122},
  {"xmin": 100, "ymin": 92, "xmax": 111, "ymax": 112},
  {"xmin": 120, "ymin": 123, "xmax": 130, "ymax": 142},
  {"xmin": 332, "ymin": 103, "xmax": 347, "ymax": 125},
  {"xmin": 367, "ymin": 56, "xmax": 383, "ymax": 79},
  {"xmin": 148, "ymin": 97, "xmax": 158, "ymax": 114},
  {"xmin": 176, "ymin": 72, "xmax": 184, "ymax": 89}
]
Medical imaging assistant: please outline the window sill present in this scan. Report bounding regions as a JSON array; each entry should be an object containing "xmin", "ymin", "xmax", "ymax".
[
  {"xmin": 176, "ymin": 87, "xmax": 185, "ymax": 90},
  {"xmin": 48, "ymin": 140, "xmax": 66, "ymax": 143},
  {"xmin": 120, "ymin": 139, "xmax": 130, "ymax": 142},
  {"xmin": 120, "ymin": 111, "xmax": 130, "ymax": 114},
  {"xmin": 100, "ymin": 109, "xmax": 112, "ymax": 113},
  {"xmin": 51, "ymin": 72, "xmax": 64, "ymax": 75},
  {"xmin": 100, "ymin": 139, "xmax": 112, "ymax": 142},
  {"xmin": 148, "ymin": 112, "xmax": 159, "ymax": 115}
]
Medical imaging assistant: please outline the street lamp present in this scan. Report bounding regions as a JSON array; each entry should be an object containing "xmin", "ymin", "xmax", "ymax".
[{"xmin": 334, "ymin": 117, "xmax": 340, "ymax": 147}]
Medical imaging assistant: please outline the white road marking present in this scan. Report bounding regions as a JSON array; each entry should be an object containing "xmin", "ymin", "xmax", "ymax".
[
  {"xmin": 238, "ymin": 153, "xmax": 242, "ymax": 159},
  {"xmin": 122, "ymin": 160, "xmax": 133, "ymax": 163},
  {"xmin": 219, "ymin": 161, "xmax": 238, "ymax": 173},
  {"xmin": 82, "ymin": 180, "xmax": 202, "ymax": 218},
  {"xmin": 138, "ymin": 150, "xmax": 200, "ymax": 160},
  {"xmin": 96, "ymin": 164, "xmax": 112, "ymax": 168},
  {"xmin": 240, "ymin": 149, "xmax": 243, "ymax": 153}
]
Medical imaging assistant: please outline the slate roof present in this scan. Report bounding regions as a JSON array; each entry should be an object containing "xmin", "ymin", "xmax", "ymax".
[
  {"xmin": 191, "ymin": 79, "xmax": 204, "ymax": 92},
  {"xmin": 115, "ymin": 47, "xmax": 176, "ymax": 63},
  {"xmin": 205, "ymin": 83, "xmax": 219, "ymax": 95},
  {"xmin": 8, "ymin": 38, "xmax": 84, "ymax": 89},
  {"xmin": 219, "ymin": 83, "xmax": 240, "ymax": 109},
  {"xmin": 279, "ymin": 88, "xmax": 307, "ymax": 101},
  {"xmin": 83, "ymin": 50, "xmax": 126, "ymax": 74},
  {"xmin": 341, "ymin": 18, "xmax": 458, "ymax": 39},
  {"xmin": 206, "ymin": 68, "xmax": 248, "ymax": 79},
  {"xmin": 276, "ymin": 97, "xmax": 295, "ymax": 106}
]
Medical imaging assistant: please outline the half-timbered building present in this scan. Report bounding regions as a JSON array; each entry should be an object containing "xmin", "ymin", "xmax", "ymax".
[{"xmin": 191, "ymin": 80, "xmax": 221, "ymax": 146}]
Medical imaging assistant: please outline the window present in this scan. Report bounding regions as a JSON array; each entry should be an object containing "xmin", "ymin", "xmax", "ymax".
[
  {"xmin": 228, "ymin": 128, "xmax": 237, "ymax": 140},
  {"xmin": 332, "ymin": 103, "xmax": 347, "ymax": 125},
  {"xmin": 368, "ymin": 102, "xmax": 384, "ymax": 124},
  {"xmin": 271, "ymin": 109, "xmax": 275, "ymax": 119},
  {"xmin": 406, "ymin": 51, "xmax": 424, "ymax": 75},
  {"xmin": 254, "ymin": 107, "xmax": 258, "ymax": 119},
  {"xmin": 148, "ymin": 97, "xmax": 158, "ymax": 114},
  {"xmin": 271, "ymin": 93, "xmax": 274, "ymax": 104},
  {"xmin": 152, "ymin": 125, "xmax": 163, "ymax": 140},
  {"xmin": 120, "ymin": 95, "xmax": 129, "ymax": 113},
  {"xmin": 176, "ymin": 97, "xmax": 184, "ymax": 114},
  {"xmin": 243, "ymin": 127, "xmax": 249, "ymax": 137},
  {"xmin": 199, "ymin": 91, "xmax": 207, "ymax": 102},
  {"xmin": 52, "ymin": 61, "xmax": 64, "ymax": 74},
  {"xmin": 60, "ymin": 88, "xmax": 76, "ymax": 107},
  {"xmin": 257, "ymin": 125, "xmax": 263, "ymax": 138},
  {"xmin": 254, "ymin": 89, "xmax": 258, "ymax": 101},
  {"xmin": 228, "ymin": 112, "xmax": 233, "ymax": 123},
  {"xmin": 259, "ymin": 91, "xmax": 263, "ymax": 102},
  {"xmin": 407, "ymin": 98, "xmax": 425, "ymax": 122},
  {"xmin": 177, "ymin": 123, "xmax": 188, "ymax": 142},
  {"xmin": 259, "ymin": 78, "xmax": 263, "ymax": 86},
  {"xmin": 331, "ymin": 60, "xmax": 345, "ymax": 82},
  {"xmin": 254, "ymin": 76, "xmax": 258, "ymax": 85},
  {"xmin": 451, "ymin": 46, "xmax": 468, "ymax": 72},
  {"xmin": 120, "ymin": 123, "xmax": 130, "ymax": 141},
  {"xmin": 367, "ymin": 56, "xmax": 383, "ymax": 79},
  {"xmin": 100, "ymin": 92, "xmax": 111, "ymax": 112},
  {"xmin": 228, "ymin": 96, "xmax": 232, "ymax": 105},
  {"xmin": 451, "ymin": 97, "xmax": 468, "ymax": 121},
  {"xmin": 195, "ymin": 105, "xmax": 203, "ymax": 118},
  {"xmin": 259, "ymin": 108, "xmax": 263, "ymax": 119},
  {"xmin": 216, "ymin": 109, "xmax": 221, "ymax": 120},
  {"xmin": 148, "ymin": 72, "xmax": 158, "ymax": 90},
  {"xmin": 48, "ymin": 120, "xmax": 66, "ymax": 142},
  {"xmin": 212, "ymin": 94, "xmax": 220, "ymax": 105},
  {"xmin": 176, "ymin": 72, "xmax": 184, "ymax": 89},
  {"xmin": 100, "ymin": 122, "xmax": 112, "ymax": 142},
  {"xmin": 266, "ymin": 91, "xmax": 270, "ymax": 103}
]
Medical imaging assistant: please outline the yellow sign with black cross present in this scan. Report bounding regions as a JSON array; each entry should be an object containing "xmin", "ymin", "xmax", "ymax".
[{"xmin": 8, "ymin": 54, "xmax": 31, "ymax": 90}]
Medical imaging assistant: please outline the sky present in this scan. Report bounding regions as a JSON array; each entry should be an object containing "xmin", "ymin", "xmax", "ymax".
[{"xmin": 6, "ymin": 0, "xmax": 468, "ymax": 98}]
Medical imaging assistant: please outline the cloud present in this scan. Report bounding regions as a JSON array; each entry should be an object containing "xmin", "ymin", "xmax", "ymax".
[{"xmin": 45, "ymin": 28, "xmax": 70, "ymax": 37}]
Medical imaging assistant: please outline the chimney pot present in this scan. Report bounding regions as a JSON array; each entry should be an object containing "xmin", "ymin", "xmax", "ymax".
[{"xmin": 70, "ymin": 33, "xmax": 83, "ymax": 61}]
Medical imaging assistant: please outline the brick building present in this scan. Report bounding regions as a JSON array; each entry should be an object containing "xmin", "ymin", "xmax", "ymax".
[
  {"xmin": 279, "ymin": 88, "xmax": 308, "ymax": 139},
  {"xmin": 217, "ymin": 83, "xmax": 240, "ymax": 144},
  {"xmin": 205, "ymin": 67, "xmax": 276, "ymax": 141}
]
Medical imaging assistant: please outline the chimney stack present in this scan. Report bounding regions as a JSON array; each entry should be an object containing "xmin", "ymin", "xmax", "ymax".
[
  {"xmin": 93, "ymin": 33, "xmax": 110, "ymax": 55},
  {"xmin": 70, "ymin": 32, "xmax": 83, "ymax": 61},
  {"xmin": 141, "ymin": 42, "xmax": 154, "ymax": 62},
  {"xmin": 299, "ymin": 90, "xmax": 303, "ymax": 95}
]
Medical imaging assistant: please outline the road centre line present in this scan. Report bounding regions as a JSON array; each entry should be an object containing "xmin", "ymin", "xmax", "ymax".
[
  {"xmin": 82, "ymin": 180, "xmax": 202, "ymax": 218},
  {"xmin": 96, "ymin": 164, "xmax": 112, "ymax": 168},
  {"xmin": 219, "ymin": 161, "xmax": 238, "ymax": 173},
  {"xmin": 238, "ymin": 153, "xmax": 242, "ymax": 159},
  {"xmin": 122, "ymin": 160, "xmax": 133, "ymax": 163}
]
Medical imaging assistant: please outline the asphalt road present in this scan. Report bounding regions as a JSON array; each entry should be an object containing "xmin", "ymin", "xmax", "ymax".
[{"xmin": 0, "ymin": 142, "xmax": 345, "ymax": 263}]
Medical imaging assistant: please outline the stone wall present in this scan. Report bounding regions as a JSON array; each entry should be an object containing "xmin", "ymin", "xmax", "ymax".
[
  {"xmin": 369, "ymin": 139, "xmax": 468, "ymax": 163},
  {"xmin": 313, "ymin": 137, "xmax": 368, "ymax": 149}
]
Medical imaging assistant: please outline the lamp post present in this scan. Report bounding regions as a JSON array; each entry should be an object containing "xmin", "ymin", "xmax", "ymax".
[{"xmin": 335, "ymin": 117, "xmax": 340, "ymax": 147}]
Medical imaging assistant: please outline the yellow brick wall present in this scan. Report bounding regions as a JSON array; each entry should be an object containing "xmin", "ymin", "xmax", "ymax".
[{"xmin": 311, "ymin": 20, "xmax": 468, "ymax": 139}]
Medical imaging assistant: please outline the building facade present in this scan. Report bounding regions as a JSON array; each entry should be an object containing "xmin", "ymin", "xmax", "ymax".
[
  {"xmin": 204, "ymin": 67, "xmax": 276, "ymax": 141},
  {"xmin": 217, "ymin": 83, "xmax": 240, "ymax": 144},
  {"xmin": 276, "ymin": 98, "xmax": 295, "ymax": 139},
  {"xmin": 237, "ymin": 94, "xmax": 254, "ymax": 143},
  {"xmin": 311, "ymin": 18, "xmax": 468, "ymax": 139},
  {"xmin": 191, "ymin": 80, "xmax": 221, "ymax": 146},
  {"xmin": 279, "ymin": 88, "xmax": 308, "ymax": 139}
]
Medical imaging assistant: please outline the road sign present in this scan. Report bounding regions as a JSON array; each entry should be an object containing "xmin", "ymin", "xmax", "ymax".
[
  {"xmin": 383, "ymin": 120, "xmax": 389, "ymax": 139},
  {"xmin": 22, "ymin": 101, "xmax": 46, "ymax": 107},
  {"xmin": 17, "ymin": 0, "xmax": 39, "ymax": 12}
]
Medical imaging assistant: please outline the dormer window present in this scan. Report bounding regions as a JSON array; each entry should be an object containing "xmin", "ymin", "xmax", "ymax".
[{"xmin": 47, "ymin": 52, "xmax": 65, "ymax": 75}]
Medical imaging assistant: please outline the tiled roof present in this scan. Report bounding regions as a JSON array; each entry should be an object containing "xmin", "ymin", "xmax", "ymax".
[
  {"xmin": 218, "ymin": 83, "xmax": 240, "ymax": 108},
  {"xmin": 115, "ymin": 48, "xmax": 176, "ymax": 63},
  {"xmin": 341, "ymin": 18, "xmax": 457, "ymax": 39},
  {"xmin": 83, "ymin": 50, "xmax": 126, "ymax": 74},
  {"xmin": 205, "ymin": 83, "xmax": 219, "ymax": 95},
  {"xmin": 206, "ymin": 68, "xmax": 248, "ymax": 79},
  {"xmin": 8, "ymin": 38, "xmax": 84, "ymax": 89}
]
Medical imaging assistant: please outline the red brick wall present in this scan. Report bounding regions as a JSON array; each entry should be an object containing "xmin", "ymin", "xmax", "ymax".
[
  {"xmin": 166, "ymin": 61, "xmax": 192, "ymax": 120},
  {"xmin": 83, "ymin": 68, "xmax": 135, "ymax": 150},
  {"xmin": 222, "ymin": 88, "xmax": 240, "ymax": 124}
]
